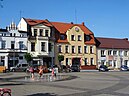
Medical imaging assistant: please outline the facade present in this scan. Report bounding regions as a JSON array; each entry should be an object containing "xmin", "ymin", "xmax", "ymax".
[
  {"xmin": 51, "ymin": 22, "xmax": 97, "ymax": 70},
  {"xmin": 18, "ymin": 18, "xmax": 55, "ymax": 67},
  {"xmin": 0, "ymin": 22, "xmax": 28, "ymax": 69},
  {"xmin": 96, "ymin": 37, "xmax": 129, "ymax": 69}
]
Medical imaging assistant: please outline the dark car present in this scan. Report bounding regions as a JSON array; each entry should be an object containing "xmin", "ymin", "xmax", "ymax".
[
  {"xmin": 71, "ymin": 64, "xmax": 80, "ymax": 72},
  {"xmin": 120, "ymin": 65, "xmax": 129, "ymax": 71},
  {"xmin": 99, "ymin": 65, "xmax": 109, "ymax": 72}
]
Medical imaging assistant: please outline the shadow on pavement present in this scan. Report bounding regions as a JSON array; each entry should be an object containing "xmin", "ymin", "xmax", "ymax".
[
  {"xmin": 26, "ymin": 93, "xmax": 57, "ymax": 96},
  {"xmin": 0, "ymin": 83, "xmax": 23, "ymax": 86}
]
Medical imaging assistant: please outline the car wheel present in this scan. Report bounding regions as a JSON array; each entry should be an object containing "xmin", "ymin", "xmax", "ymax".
[{"xmin": 12, "ymin": 69, "xmax": 15, "ymax": 72}]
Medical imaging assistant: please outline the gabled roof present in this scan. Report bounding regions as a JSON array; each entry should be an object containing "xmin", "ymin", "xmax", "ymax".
[
  {"xmin": 96, "ymin": 37, "xmax": 129, "ymax": 49},
  {"xmin": 50, "ymin": 22, "xmax": 93, "ymax": 35},
  {"xmin": 23, "ymin": 18, "xmax": 52, "ymax": 27}
]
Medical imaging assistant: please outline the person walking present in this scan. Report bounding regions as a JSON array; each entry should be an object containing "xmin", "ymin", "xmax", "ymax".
[
  {"xmin": 38, "ymin": 65, "xmax": 44, "ymax": 78},
  {"xmin": 29, "ymin": 66, "xmax": 34, "ymax": 79}
]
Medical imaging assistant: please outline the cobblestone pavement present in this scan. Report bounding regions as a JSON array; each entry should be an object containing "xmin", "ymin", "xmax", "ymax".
[{"xmin": 0, "ymin": 71, "xmax": 129, "ymax": 96}]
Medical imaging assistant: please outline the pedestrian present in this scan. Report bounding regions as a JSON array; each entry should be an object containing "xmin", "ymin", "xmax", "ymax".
[
  {"xmin": 38, "ymin": 65, "xmax": 44, "ymax": 78},
  {"xmin": 52, "ymin": 67, "xmax": 57, "ymax": 77},
  {"xmin": 29, "ymin": 66, "xmax": 34, "ymax": 79}
]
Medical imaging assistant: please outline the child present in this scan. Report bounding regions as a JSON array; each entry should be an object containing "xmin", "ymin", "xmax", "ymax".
[
  {"xmin": 29, "ymin": 66, "xmax": 34, "ymax": 79},
  {"xmin": 38, "ymin": 65, "xmax": 43, "ymax": 78}
]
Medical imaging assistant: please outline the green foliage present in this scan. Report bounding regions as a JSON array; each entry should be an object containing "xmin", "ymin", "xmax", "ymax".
[
  {"xmin": 24, "ymin": 53, "xmax": 32, "ymax": 63},
  {"xmin": 58, "ymin": 55, "xmax": 64, "ymax": 62}
]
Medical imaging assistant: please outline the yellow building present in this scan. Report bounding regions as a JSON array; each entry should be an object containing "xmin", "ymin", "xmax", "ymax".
[{"xmin": 51, "ymin": 22, "xmax": 97, "ymax": 70}]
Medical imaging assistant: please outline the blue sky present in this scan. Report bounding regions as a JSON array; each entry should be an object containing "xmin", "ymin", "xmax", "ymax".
[{"xmin": 0, "ymin": 0, "xmax": 129, "ymax": 38}]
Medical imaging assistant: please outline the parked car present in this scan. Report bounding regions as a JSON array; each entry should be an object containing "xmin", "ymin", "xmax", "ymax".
[
  {"xmin": 120, "ymin": 65, "xmax": 129, "ymax": 71},
  {"xmin": 99, "ymin": 65, "xmax": 109, "ymax": 72},
  {"xmin": 71, "ymin": 64, "xmax": 80, "ymax": 72},
  {"xmin": 10, "ymin": 63, "xmax": 29, "ymax": 72}
]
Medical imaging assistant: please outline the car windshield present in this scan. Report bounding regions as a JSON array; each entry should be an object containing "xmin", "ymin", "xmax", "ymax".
[{"xmin": 100, "ymin": 65, "xmax": 107, "ymax": 68}]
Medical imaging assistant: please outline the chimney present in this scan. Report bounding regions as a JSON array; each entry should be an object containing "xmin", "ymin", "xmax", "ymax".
[
  {"xmin": 82, "ymin": 22, "xmax": 85, "ymax": 26},
  {"xmin": 71, "ymin": 22, "xmax": 73, "ymax": 24}
]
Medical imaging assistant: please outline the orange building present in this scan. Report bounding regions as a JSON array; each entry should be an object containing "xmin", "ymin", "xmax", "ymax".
[{"xmin": 51, "ymin": 22, "xmax": 97, "ymax": 70}]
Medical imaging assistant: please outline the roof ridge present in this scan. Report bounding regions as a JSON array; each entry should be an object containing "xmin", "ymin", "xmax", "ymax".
[{"xmin": 96, "ymin": 37, "xmax": 128, "ymax": 40}]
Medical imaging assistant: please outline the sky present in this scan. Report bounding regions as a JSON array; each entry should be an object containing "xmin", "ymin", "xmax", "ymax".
[{"xmin": 0, "ymin": 0, "xmax": 129, "ymax": 38}]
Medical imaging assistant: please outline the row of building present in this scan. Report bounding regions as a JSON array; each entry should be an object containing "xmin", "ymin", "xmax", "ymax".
[{"xmin": 0, "ymin": 17, "xmax": 129, "ymax": 70}]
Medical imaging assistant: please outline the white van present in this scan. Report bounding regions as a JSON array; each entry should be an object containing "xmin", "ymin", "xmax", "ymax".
[{"xmin": 10, "ymin": 63, "xmax": 29, "ymax": 72}]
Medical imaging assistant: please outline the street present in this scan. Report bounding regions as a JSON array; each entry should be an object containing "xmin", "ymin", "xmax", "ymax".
[{"xmin": 0, "ymin": 71, "xmax": 129, "ymax": 96}]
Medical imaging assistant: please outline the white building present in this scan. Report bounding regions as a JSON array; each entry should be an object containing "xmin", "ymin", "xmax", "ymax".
[
  {"xmin": 0, "ymin": 22, "xmax": 28, "ymax": 69},
  {"xmin": 18, "ymin": 18, "xmax": 55, "ymax": 67},
  {"xmin": 96, "ymin": 37, "xmax": 129, "ymax": 69}
]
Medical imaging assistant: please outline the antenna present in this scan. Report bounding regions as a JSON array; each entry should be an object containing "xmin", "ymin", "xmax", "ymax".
[
  {"xmin": 75, "ymin": 9, "xmax": 77, "ymax": 24},
  {"xmin": 0, "ymin": 0, "xmax": 3, "ymax": 8}
]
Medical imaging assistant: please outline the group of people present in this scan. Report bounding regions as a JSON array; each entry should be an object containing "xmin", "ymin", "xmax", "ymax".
[{"xmin": 29, "ymin": 65, "xmax": 57, "ymax": 79}]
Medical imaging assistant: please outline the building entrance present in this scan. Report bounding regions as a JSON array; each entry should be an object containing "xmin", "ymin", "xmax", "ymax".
[{"xmin": 72, "ymin": 58, "xmax": 80, "ymax": 65}]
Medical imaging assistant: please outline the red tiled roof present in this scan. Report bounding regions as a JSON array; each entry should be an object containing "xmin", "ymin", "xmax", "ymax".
[
  {"xmin": 51, "ymin": 22, "xmax": 95, "ymax": 44},
  {"xmin": 23, "ymin": 18, "xmax": 52, "ymax": 27},
  {"xmin": 96, "ymin": 37, "xmax": 129, "ymax": 49},
  {"xmin": 50, "ymin": 22, "xmax": 93, "ymax": 35},
  {"xmin": 23, "ymin": 18, "xmax": 95, "ymax": 44}
]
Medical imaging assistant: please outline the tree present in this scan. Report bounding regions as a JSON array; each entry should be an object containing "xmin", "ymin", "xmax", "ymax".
[
  {"xmin": 58, "ymin": 55, "xmax": 64, "ymax": 62},
  {"xmin": 24, "ymin": 53, "xmax": 32, "ymax": 65}
]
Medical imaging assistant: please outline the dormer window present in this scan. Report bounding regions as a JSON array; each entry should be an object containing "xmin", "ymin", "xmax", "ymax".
[
  {"xmin": 60, "ymin": 34, "xmax": 65, "ymax": 40},
  {"xmin": 85, "ymin": 35, "xmax": 91, "ymax": 41}
]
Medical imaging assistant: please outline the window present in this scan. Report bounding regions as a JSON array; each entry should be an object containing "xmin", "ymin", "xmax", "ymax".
[
  {"xmin": 72, "ymin": 46, "xmax": 75, "ymax": 53},
  {"xmin": 71, "ymin": 35, "xmax": 75, "ymax": 41},
  {"xmin": 78, "ymin": 46, "xmax": 81, "ymax": 53},
  {"xmin": 58, "ymin": 45, "xmax": 62, "ymax": 53},
  {"xmin": 85, "ymin": 58, "xmax": 88, "ymax": 65},
  {"xmin": 78, "ymin": 35, "xmax": 81, "ymax": 41},
  {"xmin": 60, "ymin": 35, "xmax": 65, "ymax": 40},
  {"xmin": 90, "ymin": 46, "xmax": 93, "ymax": 54},
  {"xmin": 84, "ymin": 46, "xmax": 88, "ymax": 53},
  {"xmin": 39, "ymin": 29, "xmax": 43, "ymax": 36},
  {"xmin": 31, "ymin": 42, "xmax": 35, "ymax": 51},
  {"xmin": 113, "ymin": 50, "xmax": 117, "ymax": 56},
  {"xmin": 11, "ymin": 41, "xmax": 15, "ymax": 49},
  {"xmin": 119, "ymin": 51, "xmax": 123, "ymax": 56},
  {"xmin": 34, "ymin": 29, "xmax": 37, "ymax": 36},
  {"xmin": 90, "ymin": 58, "xmax": 94, "ymax": 65},
  {"xmin": 85, "ymin": 35, "xmax": 91, "ymax": 41},
  {"xmin": 65, "ymin": 45, "xmax": 69, "ymax": 53},
  {"xmin": 101, "ymin": 50, "xmax": 105, "ymax": 57},
  {"xmin": 45, "ymin": 30, "xmax": 49, "ymax": 37},
  {"xmin": 108, "ymin": 60, "xmax": 112, "ymax": 67},
  {"xmin": 66, "ymin": 58, "xmax": 68, "ymax": 65},
  {"xmin": 10, "ymin": 33, "xmax": 12, "ymax": 37},
  {"xmin": 14, "ymin": 33, "xmax": 16, "ymax": 37},
  {"xmin": 108, "ymin": 50, "xmax": 112, "ymax": 55},
  {"xmin": 124, "ymin": 51, "xmax": 128, "ymax": 56},
  {"xmin": 41, "ymin": 42, "xmax": 46, "ymax": 51},
  {"xmin": 124, "ymin": 60, "xmax": 128, "ymax": 65},
  {"xmin": 48, "ymin": 43, "xmax": 52, "ymax": 52},
  {"xmin": 19, "ymin": 41, "xmax": 24, "ymax": 49},
  {"xmin": 1, "ymin": 41, "xmax": 6, "ymax": 49},
  {"xmin": 19, "ymin": 56, "xmax": 23, "ymax": 60}
]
